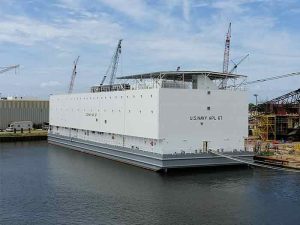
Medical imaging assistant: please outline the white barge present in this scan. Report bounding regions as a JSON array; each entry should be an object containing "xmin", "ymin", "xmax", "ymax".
[{"xmin": 48, "ymin": 71, "xmax": 253, "ymax": 171}]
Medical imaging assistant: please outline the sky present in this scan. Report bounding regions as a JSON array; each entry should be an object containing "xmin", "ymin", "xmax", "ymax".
[{"xmin": 0, "ymin": 0, "xmax": 299, "ymax": 102}]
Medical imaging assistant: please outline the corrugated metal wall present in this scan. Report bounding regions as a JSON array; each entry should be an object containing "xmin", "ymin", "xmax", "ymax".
[{"xmin": 0, "ymin": 100, "xmax": 49, "ymax": 129}]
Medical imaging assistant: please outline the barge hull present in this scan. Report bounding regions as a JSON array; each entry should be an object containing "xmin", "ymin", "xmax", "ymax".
[{"xmin": 49, "ymin": 134, "xmax": 253, "ymax": 171}]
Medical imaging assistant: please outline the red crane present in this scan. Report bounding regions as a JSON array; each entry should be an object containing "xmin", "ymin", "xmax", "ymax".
[
  {"xmin": 221, "ymin": 22, "xmax": 231, "ymax": 88},
  {"xmin": 223, "ymin": 22, "xmax": 231, "ymax": 73}
]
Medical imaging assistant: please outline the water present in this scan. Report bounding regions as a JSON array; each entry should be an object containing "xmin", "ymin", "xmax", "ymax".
[{"xmin": 0, "ymin": 141, "xmax": 299, "ymax": 225}]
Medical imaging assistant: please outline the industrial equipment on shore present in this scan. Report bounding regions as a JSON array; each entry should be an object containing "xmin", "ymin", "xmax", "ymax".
[{"xmin": 250, "ymin": 88, "xmax": 300, "ymax": 141}]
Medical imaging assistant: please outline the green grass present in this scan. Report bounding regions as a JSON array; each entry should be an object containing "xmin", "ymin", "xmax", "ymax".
[
  {"xmin": 0, "ymin": 130, "xmax": 48, "ymax": 137},
  {"xmin": 258, "ymin": 151, "xmax": 275, "ymax": 156}
]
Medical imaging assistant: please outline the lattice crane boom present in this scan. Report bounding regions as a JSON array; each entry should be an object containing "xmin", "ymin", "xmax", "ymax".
[
  {"xmin": 101, "ymin": 39, "xmax": 122, "ymax": 86},
  {"xmin": 0, "ymin": 64, "xmax": 19, "ymax": 74},
  {"xmin": 246, "ymin": 71, "xmax": 300, "ymax": 85},
  {"xmin": 227, "ymin": 71, "xmax": 300, "ymax": 89},
  {"xmin": 68, "ymin": 56, "xmax": 80, "ymax": 94},
  {"xmin": 100, "ymin": 75, "xmax": 106, "ymax": 86},
  {"xmin": 229, "ymin": 54, "xmax": 249, "ymax": 74},
  {"xmin": 109, "ymin": 39, "xmax": 122, "ymax": 85},
  {"xmin": 266, "ymin": 88, "xmax": 300, "ymax": 105},
  {"xmin": 223, "ymin": 22, "xmax": 231, "ymax": 74},
  {"xmin": 220, "ymin": 23, "xmax": 232, "ymax": 89}
]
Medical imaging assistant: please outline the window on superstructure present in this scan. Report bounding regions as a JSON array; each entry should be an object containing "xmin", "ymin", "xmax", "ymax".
[
  {"xmin": 104, "ymin": 120, "xmax": 107, "ymax": 124},
  {"xmin": 207, "ymin": 91, "xmax": 211, "ymax": 95},
  {"xmin": 207, "ymin": 106, "xmax": 210, "ymax": 110}
]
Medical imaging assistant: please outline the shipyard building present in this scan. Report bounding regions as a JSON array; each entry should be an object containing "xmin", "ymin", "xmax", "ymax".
[{"xmin": 0, "ymin": 97, "xmax": 49, "ymax": 130}]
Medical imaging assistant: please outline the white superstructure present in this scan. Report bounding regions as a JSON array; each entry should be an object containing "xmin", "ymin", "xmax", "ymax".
[{"xmin": 49, "ymin": 71, "xmax": 251, "ymax": 171}]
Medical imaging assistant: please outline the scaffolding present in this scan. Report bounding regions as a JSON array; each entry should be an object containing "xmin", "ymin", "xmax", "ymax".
[
  {"xmin": 252, "ymin": 88, "xmax": 300, "ymax": 141},
  {"xmin": 255, "ymin": 115, "xmax": 276, "ymax": 141}
]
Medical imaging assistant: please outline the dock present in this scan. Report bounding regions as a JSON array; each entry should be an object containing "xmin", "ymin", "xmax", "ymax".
[{"xmin": 254, "ymin": 154, "xmax": 300, "ymax": 170}]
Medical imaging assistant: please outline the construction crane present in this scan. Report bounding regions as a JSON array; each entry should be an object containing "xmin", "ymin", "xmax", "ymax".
[
  {"xmin": 101, "ymin": 39, "xmax": 122, "ymax": 86},
  {"xmin": 229, "ymin": 54, "xmax": 249, "ymax": 74},
  {"xmin": 100, "ymin": 75, "xmax": 106, "ymax": 86},
  {"xmin": 220, "ymin": 22, "xmax": 231, "ymax": 88},
  {"xmin": 266, "ymin": 88, "xmax": 300, "ymax": 105},
  {"xmin": 0, "ymin": 65, "xmax": 19, "ymax": 98},
  {"xmin": 223, "ymin": 22, "xmax": 231, "ymax": 73},
  {"xmin": 246, "ymin": 71, "xmax": 300, "ymax": 85},
  {"xmin": 228, "ymin": 71, "xmax": 300, "ymax": 89},
  {"xmin": 0, "ymin": 65, "xmax": 19, "ymax": 74},
  {"xmin": 68, "ymin": 56, "xmax": 80, "ymax": 94}
]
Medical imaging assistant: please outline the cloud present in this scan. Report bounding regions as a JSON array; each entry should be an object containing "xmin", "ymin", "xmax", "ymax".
[
  {"xmin": 98, "ymin": 0, "xmax": 148, "ymax": 20},
  {"xmin": 40, "ymin": 81, "xmax": 62, "ymax": 88},
  {"xmin": 0, "ymin": 0, "xmax": 299, "ymax": 100},
  {"xmin": 182, "ymin": 0, "xmax": 190, "ymax": 21},
  {"xmin": 0, "ymin": 15, "xmax": 122, "ymax": 46}
]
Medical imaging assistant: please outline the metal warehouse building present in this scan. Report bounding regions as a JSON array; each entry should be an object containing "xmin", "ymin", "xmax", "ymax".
[{"xmin": 0, "ymin": 99, "xmax": 49, "ymax": 130}]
